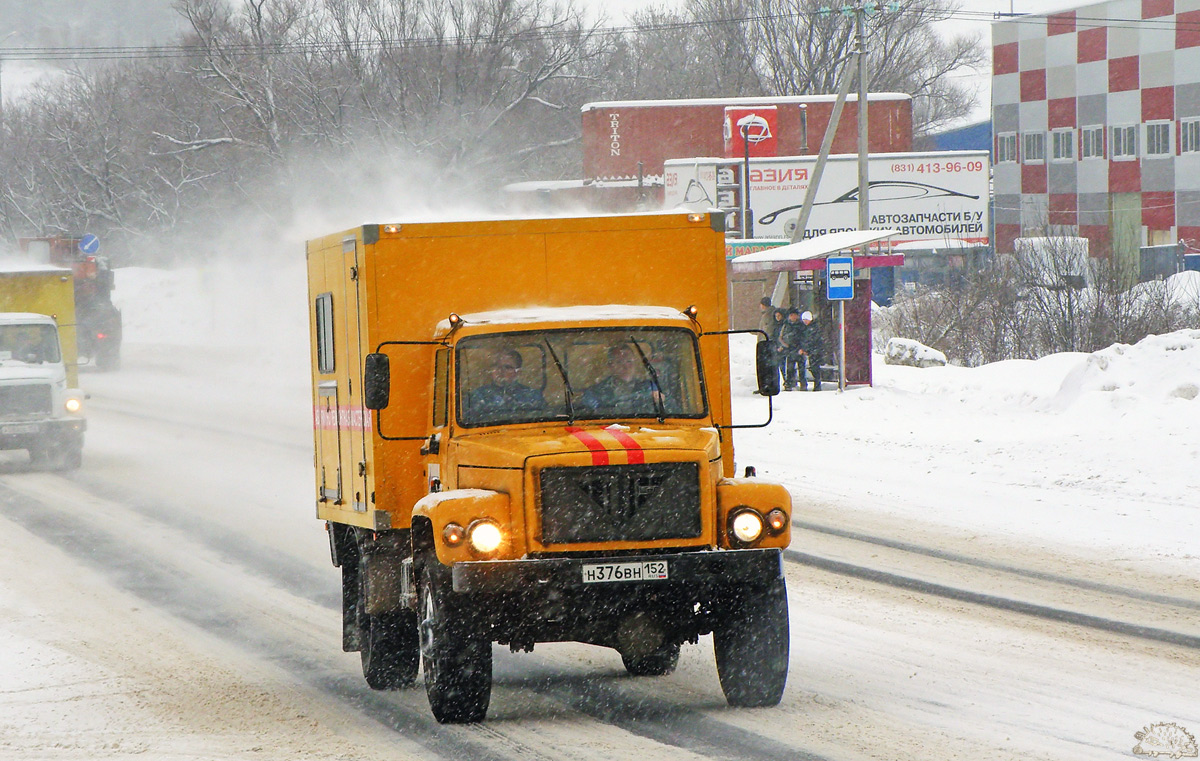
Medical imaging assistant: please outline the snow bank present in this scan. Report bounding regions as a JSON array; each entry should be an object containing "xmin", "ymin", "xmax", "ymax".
[{"xmin": 1053, "ymin": 330, "xmax": 1200, "ymax": 407}]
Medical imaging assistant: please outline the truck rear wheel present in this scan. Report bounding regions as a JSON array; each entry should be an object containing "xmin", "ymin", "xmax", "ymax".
[
  {"xmin": 360, "ymin": 608, "xmax": 419, "ymax": 690},
  {"xmin": 713, "ymin": 578, "xmax": 789, "ymax": 707},
  {"xmin": 621, "ymin": 642, "xmax": 681, "ymax": 677},
  {"xmin": 353, "ymin": 540, "xmax": 418, "ymax": 690},
  {"xmin": 419, "ymin": 555, "xmax": 491, "ymax": 723}
]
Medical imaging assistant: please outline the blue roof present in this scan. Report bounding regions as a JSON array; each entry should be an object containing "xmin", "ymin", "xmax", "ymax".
[{"xmin": 929, "ymin": 121, "xmax": 992, "ymax": 152}]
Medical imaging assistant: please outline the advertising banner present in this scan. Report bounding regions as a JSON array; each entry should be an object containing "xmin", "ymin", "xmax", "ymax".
[
  {"xmin": 664, "ymin": 151, "xmax": 990, "ymax": 246},
  {"xmin": 723, "ymin": 106, "xmax": 779, "ymax": 158}
]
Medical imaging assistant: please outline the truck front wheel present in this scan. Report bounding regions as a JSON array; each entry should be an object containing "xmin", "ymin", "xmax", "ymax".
[
  {"xmin": 418, "ymin": 554, "xmax": 491, "ymax": 723},
  {"xmin": 713, "ymin": 578, "xmax": 789, "ymax": 707}
]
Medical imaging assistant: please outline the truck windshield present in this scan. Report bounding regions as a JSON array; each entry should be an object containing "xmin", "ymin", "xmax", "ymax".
[
  {"xmin": 457, "ymin": 327, "xmax": 708, "ymax": 427},
  {"xmin": 0, "ymin": 324, "xmax": 61, "ymax": 364}
]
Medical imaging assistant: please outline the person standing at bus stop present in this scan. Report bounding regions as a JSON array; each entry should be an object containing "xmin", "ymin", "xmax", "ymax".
[
  {"xmin": 797, "ymin": 310, "xmax": 825, "ymax": 391},
  {"xmin": 777, "ymin": 308, "xmax": 804, "ymax": 391},
  {"xmin": 757, "ymin": 297, "xmax": 777, "ymax": 343}
]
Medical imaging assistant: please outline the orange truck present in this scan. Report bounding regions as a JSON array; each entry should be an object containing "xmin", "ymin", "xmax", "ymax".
[
  {"xmin": 18, "ymin": 236, "xmax": 122, "ymax": 370},
  {"xmin": 306, "ymin": 212, "xmax": 790, "ymax": 723}
]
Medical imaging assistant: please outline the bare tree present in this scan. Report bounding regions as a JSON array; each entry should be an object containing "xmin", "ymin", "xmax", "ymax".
[{"xmin": 743, "ymin": 0, "xmax": 984, "ymax": 134}]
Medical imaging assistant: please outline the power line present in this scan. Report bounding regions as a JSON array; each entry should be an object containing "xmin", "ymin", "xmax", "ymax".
[{"xmin": 2, "ymin": 6, "xmax": 1198, "ymax": 63}]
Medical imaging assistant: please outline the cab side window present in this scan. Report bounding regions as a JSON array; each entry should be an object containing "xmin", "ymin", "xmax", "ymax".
[{"xmin": 433, "ymin": 348, "xmax": 450, "ymax": 427}]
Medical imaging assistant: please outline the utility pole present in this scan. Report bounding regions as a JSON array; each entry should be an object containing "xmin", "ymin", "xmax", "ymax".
[{"xmin": 855, "ymin": 0, "xmax": 870, "ymax": 260}]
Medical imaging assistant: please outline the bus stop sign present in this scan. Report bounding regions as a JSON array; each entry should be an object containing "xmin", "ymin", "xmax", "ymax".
[{"xmin": 827, "ymin": 256, "xmax": 854, "ymax": 300}]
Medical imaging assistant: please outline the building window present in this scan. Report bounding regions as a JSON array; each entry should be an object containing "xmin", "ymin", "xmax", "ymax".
[
  {"xmin": 1182, "ymin": 118, "xmax": 1200, "ymax": 154},
  {"xmin": 1145, "ymin": 121, "xmax": 1172, "ymax": 157},
  {"xmin": 996, "ymin": 132, "xmax": 1018, "ymax": 163},
  {"xmin": 1112, "ymin": 125, "xmax": 1138, "ymax": 160},
  {"xmin": 1022, "ymin": 131, "xmax": 1045, "ymax": 163},
  {"xmin": 1080, "ymin": 125, "xmax": 1105, "ymax": 159},
  {"xmin": 1051, "ymin": 128, "xmax": 1075, "ymax": 161}
]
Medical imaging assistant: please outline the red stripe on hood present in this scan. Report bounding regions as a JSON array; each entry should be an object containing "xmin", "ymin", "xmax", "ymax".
[
  {"xmin": 566, "ymin": 427, "xmax": 609, "ymax": 465},
  {"xmin": 605, "ymin": 426, "xmax": 645, "ymax": 464}
]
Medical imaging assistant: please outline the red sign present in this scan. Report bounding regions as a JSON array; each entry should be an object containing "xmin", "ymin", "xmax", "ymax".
[{"xmin": 724, "ymin": 106, "xmax": 778, "ymax": 158}]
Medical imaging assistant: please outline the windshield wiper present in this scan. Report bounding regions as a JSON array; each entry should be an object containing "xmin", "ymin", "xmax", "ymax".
[
  {"xmin": 544, "ymin": 338, "xmax": 576, "ymax": 424},
  {"xmin": 629, "ymin": 337, "xmax": 667, "ymax": 423}
]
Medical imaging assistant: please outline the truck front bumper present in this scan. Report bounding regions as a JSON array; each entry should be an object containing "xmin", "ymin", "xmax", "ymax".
[
  {"xmin": 0, "ymin": 417, "xmax": 86, "ymax": 449},
  {"xmin": 452, "ymin": 548, "xmax": 782, "ymax": 594}
]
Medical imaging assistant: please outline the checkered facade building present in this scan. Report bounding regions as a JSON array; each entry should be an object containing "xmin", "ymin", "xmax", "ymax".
[{"xmin": 992, "ymin": 0, "xmax": 1200, "ymax": 258}]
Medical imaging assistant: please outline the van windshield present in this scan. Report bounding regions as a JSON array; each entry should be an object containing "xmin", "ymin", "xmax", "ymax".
[
  {"xmin": 457, "ymin": 327, "xmax": 708, "ymax": 427},
  {"xmin": 0, "ymin": 324, "xmax": 61, "ymax": 364}
]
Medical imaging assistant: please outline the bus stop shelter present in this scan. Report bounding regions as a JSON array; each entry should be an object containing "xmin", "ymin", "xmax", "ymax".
[{"xmin": 732, "ymin": 230, "xmax": 904, "ymax": 387}]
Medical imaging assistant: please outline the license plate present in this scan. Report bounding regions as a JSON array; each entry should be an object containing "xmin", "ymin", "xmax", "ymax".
[
  {"xmin": 582, "ymin": 560, "xmax": 669, "ymax": 584},
  {"xmin": 1, "ymin": 424, "xmax": 38, "ymax": 435}
]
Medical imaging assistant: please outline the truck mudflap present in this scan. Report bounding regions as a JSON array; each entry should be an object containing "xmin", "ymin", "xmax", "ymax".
[{"xmin": 451, "ymin": 548, "xmax": 782, "ymax": 595}]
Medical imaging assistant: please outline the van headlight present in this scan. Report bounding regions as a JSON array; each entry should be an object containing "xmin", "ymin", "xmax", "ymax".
[{"xmin": 466, "ymin": 519, "xmax": 503, "ymax": 555}]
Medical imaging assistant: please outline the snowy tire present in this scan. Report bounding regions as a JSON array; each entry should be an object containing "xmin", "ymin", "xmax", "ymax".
[
  {"xmin": 360, "ymin": 607, "xmax": 419, "ymax": 690},
  {"xmin": 419, "ymin": 554, "xmax": 491, "ymax": 723},
  {"xmin": 713, "ymin": 578, "xmax": 789, "ymax": 707},
  {"xmin": 622, "ymin": 642, "xmax": 680, "ymax": 677}
]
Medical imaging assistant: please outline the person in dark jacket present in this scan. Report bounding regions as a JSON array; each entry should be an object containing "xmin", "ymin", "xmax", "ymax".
[
  {"xmin": 776, "ymin": 308, "xmax": 805, "ymax": 391},
  {"xmin": 797, "ymin": 310, "xmax": 825, "ymax": 391},
  {"xmin": 757, "ymin": 297, "xmax": 775, "ymax": 342}
]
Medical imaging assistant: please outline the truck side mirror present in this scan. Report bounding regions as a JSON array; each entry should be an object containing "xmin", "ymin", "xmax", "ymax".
[
  {"xmin": 364, "ymin": 352, "xmax": 390, "ymax": 410},
  {"xmin": 756, "ymin": 341, "xmax": 780, "ymax": 397}
]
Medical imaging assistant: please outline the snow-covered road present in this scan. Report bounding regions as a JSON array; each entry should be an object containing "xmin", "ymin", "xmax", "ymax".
[{"xmin": 0, "ymin": 264, "xmax": 1196, "ymax": 760}]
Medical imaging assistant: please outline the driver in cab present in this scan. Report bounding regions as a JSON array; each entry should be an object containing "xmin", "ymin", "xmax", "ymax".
[{"xmin": 467, "ymin": 347, "xmax": 545, "ymax": 418}]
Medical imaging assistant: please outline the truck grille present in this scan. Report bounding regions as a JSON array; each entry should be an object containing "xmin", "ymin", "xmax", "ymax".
[
  {"xmin": 539, "ymin": 462, "xmax": 701, "ymax": 544},
  {"xmin": 0, "ymin": 384, "xmax": 52, "ymax": 417}
]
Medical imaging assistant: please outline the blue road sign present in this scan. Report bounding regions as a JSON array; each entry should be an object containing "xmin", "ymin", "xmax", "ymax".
[
  {"xmin": 827, "ymin": 256, "xmax": 854, "ymax": 300},
  {"xmin": 78, "ymin": 234, "xmax": 100, "ymax": 255}
]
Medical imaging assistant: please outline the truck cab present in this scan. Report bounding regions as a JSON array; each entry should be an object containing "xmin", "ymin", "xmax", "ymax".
[{"xmin": 0, "ymin": 313, "xmax": 86, "ymax": 469}]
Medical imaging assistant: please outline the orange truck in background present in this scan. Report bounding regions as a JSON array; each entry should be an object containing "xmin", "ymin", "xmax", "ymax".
[
  {"xmin": 306, "ymin": 212, "xmax": 790, "ymax": 723},
  {"xmin": 18, "ymin": 236, "xmax": 122, "ymax": 370}
]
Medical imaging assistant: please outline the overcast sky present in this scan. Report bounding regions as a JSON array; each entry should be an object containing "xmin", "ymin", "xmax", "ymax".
[{"xmin": 1, "ymin": 0, "xmax": 1096, "ymax": 128}]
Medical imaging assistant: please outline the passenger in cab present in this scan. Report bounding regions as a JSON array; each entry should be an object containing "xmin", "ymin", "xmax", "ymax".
[{"xmin": 581, "ymin": 343, "xmax": 663, "ymax": 414}]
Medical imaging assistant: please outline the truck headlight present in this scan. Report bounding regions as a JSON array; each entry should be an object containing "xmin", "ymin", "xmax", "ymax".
[
  {"xmin": 64, "ymin": 397, "xmax": 83, "ymax": 414},
  {"xmin": 467, "ymin": 519, "xmax": 503, "ymax": 555},
  {"xmin": 728, "ymin": 508, "xmax": 765, "ymax": 546}
]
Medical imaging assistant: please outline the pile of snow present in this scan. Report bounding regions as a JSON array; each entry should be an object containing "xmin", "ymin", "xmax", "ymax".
[
  {"xmin": 1053, "ymin": 330, "xmax": 1200, "ymax": 406},
  {"xmin": 884, "ymin": 337, "xmax": 947, "ymax": 368}
]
